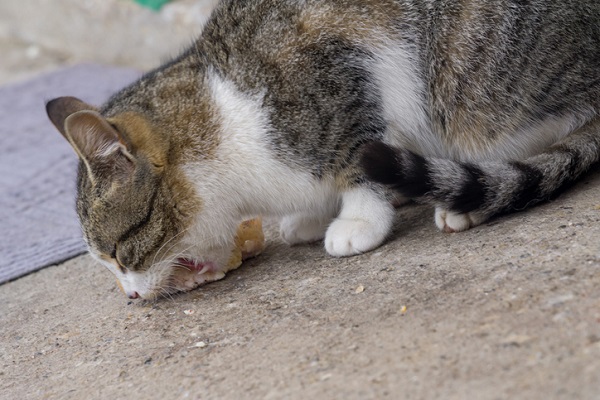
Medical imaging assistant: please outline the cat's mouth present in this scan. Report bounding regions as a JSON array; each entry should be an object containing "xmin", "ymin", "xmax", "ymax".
[
  {"xmin": 165, "ymin": 219, "xmax": 265, "ymax": 295},
  {"xmin": 170, "ymin": 257, "xmax": 225, "ymax": 292},
  {"xmin": 176, "ymin": 258, "xmax": 217, "ymax": 274}
]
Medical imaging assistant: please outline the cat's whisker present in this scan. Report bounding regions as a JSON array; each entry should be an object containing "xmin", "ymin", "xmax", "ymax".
[
  {"xmin": 154, "ymin": 230, "xmax": 235, "ymax": 266},
  {"xmin": 151, "ymin": 218, "xmax": 246, "ymax": 271},
  {"xmin": 163, "ymin": 243, "xmax": 199, "ymax": 265},
  {"xmin": 151, "ymin": 228, "xmax": 190, "ymax": 267},
  {"xmin": 171, "ymin": 264, "xmax": 193, "ymax": 272},
  {"xmin": 158, "ymin": 287, "xmax": 177, "ymax": 303}
]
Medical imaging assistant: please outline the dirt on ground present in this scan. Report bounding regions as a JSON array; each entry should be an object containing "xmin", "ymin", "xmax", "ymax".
[{"xmin": 1, "ymin": 1, "xmax": 599, "ymax": 399}]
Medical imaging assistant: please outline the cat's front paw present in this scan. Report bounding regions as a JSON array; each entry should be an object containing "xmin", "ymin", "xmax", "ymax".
[
  {"xmin": 280, "ymin": 214, "xmax": 329, "ymax": 245},
  {"xmin": 435, "ymin": 208, "xmax": 487, "ymax": 233},
  {"xmin": 325, "ymin": 218, "xmax": 388, "ymax": 257}
]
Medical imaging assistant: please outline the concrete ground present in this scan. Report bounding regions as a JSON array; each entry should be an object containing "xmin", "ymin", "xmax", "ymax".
[{"xmin": 1, "ymin": 1, "xmax": 599, "ymax": 399}]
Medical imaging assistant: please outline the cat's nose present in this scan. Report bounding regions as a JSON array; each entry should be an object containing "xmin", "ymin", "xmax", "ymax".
[{"xmin": 127, "ymin": 291, "xmax": 140, "ymax": 299}]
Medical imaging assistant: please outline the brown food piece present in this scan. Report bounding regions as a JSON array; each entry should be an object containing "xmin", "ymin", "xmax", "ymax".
[{"xmin": 227, "ymin": 217, "xmax": 266, "ymax": 268}]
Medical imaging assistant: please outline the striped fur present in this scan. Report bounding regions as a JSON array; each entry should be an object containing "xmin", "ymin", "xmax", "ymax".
[{"xmin": 362, "ymin": 118, "xmax": 600, "ymax": 230}]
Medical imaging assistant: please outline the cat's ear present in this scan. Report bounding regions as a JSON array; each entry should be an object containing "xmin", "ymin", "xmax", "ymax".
[
  {"xmin": 65, "ymin": 110, "xmax": 135, "ymax": 181},
  {"xmin": 46, "ymin": 96, "xmax": 96, "ymax": 138},
  {"xmin": 46, "ymin": 97, "xmax": 134, "ymax": 181}
]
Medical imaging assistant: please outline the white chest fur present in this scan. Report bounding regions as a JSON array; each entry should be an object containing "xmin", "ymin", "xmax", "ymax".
[{"xmin": 183, "ymin": 70, "xmax": 340, "ymax": 244}]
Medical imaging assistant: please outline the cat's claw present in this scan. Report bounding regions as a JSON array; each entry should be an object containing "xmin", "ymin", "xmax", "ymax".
[
  {"xmin": 325, "ymin": 218, "xmax": 388, "ymax": 257},
  {"xmin": 435, "ymin": 208, "xmax": 487, "ymax": 232},
  {"xmin": 280, "ymin": 215, "xmax": 328, "ymax": 245}
]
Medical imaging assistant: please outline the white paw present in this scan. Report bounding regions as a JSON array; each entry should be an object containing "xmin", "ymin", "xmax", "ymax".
[
  {"xmin": 435, "ymin": 208, "xmax": 487, "ymax": 233},
  {"xmin": 325, "ymin": 218, "xmax": 388, "ymax": 257},
  {"xmin": 280, "ymin": 215, "xmax": 329, "ymax": 245}
]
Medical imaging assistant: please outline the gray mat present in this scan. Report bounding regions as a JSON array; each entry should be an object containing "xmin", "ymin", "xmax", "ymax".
[{"xmin": 0, "ymin": 64, "xmax": 141, "ymax": 284}]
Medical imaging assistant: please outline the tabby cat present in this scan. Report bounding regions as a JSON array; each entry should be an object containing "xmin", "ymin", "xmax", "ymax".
[{"xmin": 47, "ymin": 0, "xmax": 600, "ymax": 300}]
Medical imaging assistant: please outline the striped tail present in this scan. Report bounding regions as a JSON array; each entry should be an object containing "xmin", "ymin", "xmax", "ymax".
[{"xmin": 361, "ymin": 118, "xmax": 600, "ymax": 229}]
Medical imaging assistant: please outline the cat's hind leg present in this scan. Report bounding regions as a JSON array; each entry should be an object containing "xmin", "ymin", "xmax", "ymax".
[
  {"xmin": 434, "ymin": 208, "xmax": 488, "ymax": 233},
  {"xmin": 325, "ymin": 186, "xmax": 394, "ymax": 257}
]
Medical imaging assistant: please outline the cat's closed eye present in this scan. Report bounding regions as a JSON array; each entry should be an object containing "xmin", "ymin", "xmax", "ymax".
[{"xmin": 112, "ymin": 245, "xmax": 127, "ymax": 273}]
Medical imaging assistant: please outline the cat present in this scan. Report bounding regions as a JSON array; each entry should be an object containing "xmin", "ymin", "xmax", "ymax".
[{"xmin": 46, "ymin": 0, "xmax": 600, "ymax": 300}]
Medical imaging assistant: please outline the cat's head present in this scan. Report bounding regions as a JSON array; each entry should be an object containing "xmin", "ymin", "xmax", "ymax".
[{"xmin": 46, "ymin": 96, "xmax": 239, "ymax": 300}]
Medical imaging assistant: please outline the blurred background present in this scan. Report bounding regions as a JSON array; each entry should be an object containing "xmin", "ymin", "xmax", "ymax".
[{"xmin": 0, "ymin": 0, "xmax": 219, "ymax": 85}]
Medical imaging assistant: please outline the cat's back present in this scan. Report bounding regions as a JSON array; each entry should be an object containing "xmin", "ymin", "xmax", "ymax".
[
  {"xmin": 422, "ymin": 0, "xmax": 600, "ymax": 160},
  {"xmin": 199, "ymin": 0, "xmax": 410, "ymax": 68},
  {"xmin": 103, "ymin": 0, "xmax": 600, "ymax": 165}
]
